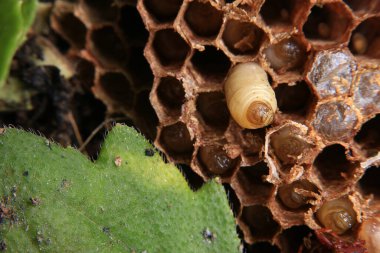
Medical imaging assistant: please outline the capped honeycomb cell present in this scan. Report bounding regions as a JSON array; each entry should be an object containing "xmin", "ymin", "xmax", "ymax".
[
  {"xmin": 221, "ymin": 19, "xmax": 266, "ymax": 56},
  {"xmin": 184, "ymin": 1, "xmax": 223, "ymax": 38},
  {"xmin": 81, "ymin": 0, "xmax": 119, "ymax": 23},
  {"xmin": 232, "ymin": 161, "xmax": 274, "ymax": 205},
  {"xmin": 275, "ymin": 81, "xmax": 313, "ymax": 116},
  {"xmin": 279, "ymin": 225, "xmax": 313, "ymax": 253},
  {"xmin": 196, "ymin": 92, "xmax": 230, "ymax": 132},
  {"xmin": 306, "ymin": 49, "xmax": 357, "ymax": 99},
  {"xmin": 302, "ymin": 2, "xmax": 353, "ymax": 46},
  {"xmin": 156, "ymin": 76, "xmax": 185, "ymax": 114},
  {"xmin": 354, "ymin": 114, "xmax": 380, "ymax": 158},
  {"xmin": 143, "ymin": 0, "xmax": 183, "ymax": 23},
  {"xmin": 89, "ymin": 26, "xmax": 129, "ymax": 69},
  {"xmin": 152, "ymin": 29, "xmax": 190, "ymax": 68},
  {"xmin": 313, "ymin": 144, "xmax": 359, "ymax": 191},
  {"xmin": 349, "ymin": 17, "xmax": 380, "ymax": 59},
  {"xmin": 241, "ymin": 205, "xmax": 280, "ymax": 241},
  {"xmin": 358, "ymin": 166, "xmax": 380, "ymax": 198},
  {"xmin": 312, "ymin": 100, "xmax": 359, "ymax": 142},
  {"xmin": 263, "ymin": 37, "xmax": 307, "ymax": 74},
  {"xmin": 191, "ymin": 46, "xmax": 231, "ymax": 81}
]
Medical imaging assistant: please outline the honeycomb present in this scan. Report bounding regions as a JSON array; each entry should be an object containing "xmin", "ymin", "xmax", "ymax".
[{"xmin": 50, "ymin": 0, "xmax": 380, "ymax": 251}]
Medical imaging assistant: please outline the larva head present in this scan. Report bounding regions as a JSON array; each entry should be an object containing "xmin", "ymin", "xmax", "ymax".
[{"xmin": 224, "ymin": 62, "xmax": 277, "ymax": 129}]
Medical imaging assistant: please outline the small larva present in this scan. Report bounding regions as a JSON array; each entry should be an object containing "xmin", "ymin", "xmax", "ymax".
[{"xmin": 224, "ymin": 62, "xmax": 277, "ymax": 129}]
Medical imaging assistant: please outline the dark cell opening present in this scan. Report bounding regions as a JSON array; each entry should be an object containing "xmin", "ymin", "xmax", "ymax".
[
  {"xmin": 159, "ymin": 122, "xmax": 194, "ymax": 158},
  {"xmin": 90, "ymin": 26, "xmax": 129, "ymax": 68},
  {"xmin": 242, "ymin": 205, "xmax": 280, "ymax": 240},
  {"xmin": 246, "ymin": 242, "xmax": 280, "ymax": 253},
  {"xmin": 260, "ymin": 0, "xmax": 300, "ymax": 27},
  {"xmin": 152, "ymin": 29, "xmax": 190, "ymax": 68},
  {"xmin": 343, "ymin": 0, "xmax": 380, "ymax": 13},
  {"xmin": 177, "ymin": 163, "xmax": 205, "ymax": 191},
  {"xmin": 222, "ymin": 19, "xmax": 265, "ymax": 56},
  {"xmin": 354, "ymin": 114, "xmax": 380, "ymax": 157},
  {"xmin": 198, "ymin": 145, "xmax": 238, "ymax": 176},
  {"xmin": 128, "ymin": 46, "xmax": 154, "ymax": 88},
  {"xmin": 53, "ymin": 12, "xmax": 86, "ymax": 49},
  {"xmin": 99, "ymin": 72, "xmax": 134, "ymax": 109},
  {"xmin": 75, "ymin": 58, "xmax": 95, "ymax": 90},
  {"xmin": 143, "ymin": 0, "xmax": 183, "ymax": 22},
  {"xmin": 196, "ymin": 92, "xmax": 230, "ymax": 132},
  {"xmin": 349, "ymin": 17, "xmax": 380, "ymax": 59},
  {"xmin": 279, "ymin": 225, "xmax": 313, "ymax": 253},
  {"xmin": 359, "ymin": 166, "xmax": 380, "ymax": 198},
  {"xmin": 157, "ymin": 77, "xmax": 185, "ymax": 111},
  {"xmin": 184, "ymin": 1, "xmax": 223, "ymax": 38},
  {"xmin": 313, "ymin": 144, "xmax": 357, "ymax": 182},
  {"xmin": 303, "ymin": 3, "xmax": 351, "ymax": 43},
  {"xmin": 191, "ymin": 46, "xmax": 231, "ymax": 81},
  {"xmin": 119, "ymin": 5, "xmax": 149, "ymax": 46},
  {"xmin": 224, "ymin": 184, "xmax": 241, "ymax": 217},
  {"xmin": 83, "ymin": 0, "xmax": 118, "ymax": 22},
  {"xmin": 275, "ymin": 82, "xmax": 312, "ymax": 115},
  {"xmin": 134, "ymin": 90, "xmax": 159, "ymax": 140}
]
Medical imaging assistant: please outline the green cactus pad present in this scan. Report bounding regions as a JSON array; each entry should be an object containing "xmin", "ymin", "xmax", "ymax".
[{"xmin": 0, "ymin": 125, "xmax": 240, "ymax": 252}]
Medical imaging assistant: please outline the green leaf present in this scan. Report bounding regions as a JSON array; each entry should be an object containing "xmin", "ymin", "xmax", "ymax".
[
  {"xmin": 0, "ymin": 0, "xmax": 37, "ymax": 87},
  {"xmin": 0, "ymin": 125, "xmax": 240, "ymax": 252}
]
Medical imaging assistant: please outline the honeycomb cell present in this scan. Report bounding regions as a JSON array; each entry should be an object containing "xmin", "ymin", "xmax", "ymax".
[
  {"xmin": 82, "ymin": 0, "xmax": 118, "ymax": 23},
  {"xmin": 306, "ymin": 49, "xmax": 357, "ymax": 99},
  {"xmin": 359, "ymin": 166, "xmax": 380, "ymax": 198},
  {"xmin": 264, "ymin": 38, "xmax": 307, "ymax": 73},
  {"xmin": 196, "ymin": 92, "xmax": 230, "ymax": 132},
  {"xmin": 152, "ymin": 29, "xmax": 190, "ymax": 68},
  {"xmin": 118, "ymin": 5, "xmax": 149, "ymax": 45},
  {"xmin": 156, "ymin": 76, "xmax": 185, "ymax": 112},
  {"xmin": 51, "ymin": 11, "xmax": 87, "ymax": 49},
  {"xmin": 98, "ymin": 72, "xmax": 134, "ymax": 109},
  {"xmin": 89, "ymin": 26, "xmax": 129, "ymax": 68},
  {"xmin": 313, "ymin": 144, "xmax": 357, "ymax": 183},
  {"xmin": 275, "ymin": 81, "xmax": 312, "ymax": 116},
  {"xmin": 349, "ymin": 17, "xmax": 380, "ymax": 59},
  {"xmin": 143, "ymin": 0, "xmax": 182, "ymax": 23},
  {"xmin": 277, "ymin": 180, "xmax": 319, "ymax": 210},
  {"xmin": 159, "ymin": 122, "xmax": 194, "ymax": 158},
  {"xmin": 260, "ymin": 0, "xmax": 304, "ymax": 28},
  {"xmin": 198, "ymin": 145, "xmax": 238, "ymax": 176},
  {"xmin": 184, "ymin": 1, "xmax": 223, "ymax": 38},
  {"xmin": 354, "ymin": 114, "xmax": 380, "ymax": 158},
  {"xmin": 312, "ymin": 101, "xmax": 358, "ymax": 142},
  {"xmin": 246, "ymin": 242, "xmax": 280, "ymax": 253},
  {"xmin": 233, "ymin": 161, "xmax": 274, "ymax": 203},
  {"xmin": 279, "ymin": 225, "xmax": 313, "ymax": 253},
  {"xmin": 343, "ymin": 0, "xmax": 380, "ymax": 13},
  {"xmin": 303, "ymin": 2, "xmax": 352, "ymax": 45},
  {"xmin": 222, "ymin": 19, "xmax": 266, "ymax": 56},
  {"xmin": 241, "ymin": 205, "xmax": 280, "ymax": 240},
  {"xmin": 353, "ymin": 67, "xmax": 380, "ymax": 116},
  {"xmin": 240, "ymin": 129, "xmax": 265, "ymax": 157},
  {"xmin": 191, "ymin": 46, "xmax": 231, "ymax": 81}
]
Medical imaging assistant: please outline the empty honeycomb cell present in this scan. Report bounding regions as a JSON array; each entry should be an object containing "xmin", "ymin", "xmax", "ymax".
[
  {"xmin": 302, "ymin": 2, "xmax": 352, "ymax": 45},
  {"xmin": 353, "ymin": 67, "xmax": 380, "ymax": 116},
  {"xmin": 275, "ymin": 81, "xmax": 312, "ymax": 115},
  {"xmin": 118, "ymin": 5, "xmax": 149, "ymax": 46},
  {"xmin": 51, "ymin": 10, "xmax": 87, "ymax": 49},
  {"xmin": 241, "ymin": 205, "xmax": 280, "ymax": 240},
  {"xmin": 279, "ymin": 225, "xmax": 313, "ymax": 253},
  {"xmin": 263, "ymin": 38, "xmax": 307, "ymax": 73},
  {"xmin": 354, "ymin": 114, "xmax": 380, "ymax": 158},
  {"xmin": 277, "ymin": 180, "xmax": 319, "ymax": 210},
  {"xmin": 349, "ymin": 17, "xmax": 380, "ymax": 59},
  {"xmin": 260, "ymin": 0, "xmax": 304, "ymax": 28},
  {"xmin": 152, "ymin": 29, "xmax": 190, "ymax": 68},
  {"xmin": 221, "ymin": 19, "xmax": 266, "ymax": 56},
  {"xmin": 358, "ymin": 166, "xmax": 380, "ymax": 198},
  {"xmin": 343, "ymin": 0, "xmax": 380, "ymax": 13},
  {"xmin": 233, "ymin": 161, "xmax": 274, "ymax": 204},
  {"xmin": 98, "ymin": 72, "xmax": 134, "ymax": 109},
  {"xmin": 196, "ymin": 92, "xmax": 230, "ymax": 132},
  {"xmin": 89, "ymin": 26, "xmax": 129, "ymax": 68},
  {"xmin": 191, "ymin": 46, "xmax": 231, "ymax": 81},
  {"xmin": 306, "ymin": 49, "xmax": 357, "ymax": 99},
  {"xmin": 159, "ymin": 122, "xmax": 194, "ymax": 158},
  {"xmin": 312, "ymin": 101, "xmax": 358, "ymax": 142},
  {"xmin": 143, "ymin": 0, "xmax": 183, "ymax": 23},
  {"xmin": 246, "ymin": 242, "xmax": 280, "ymax": 253},
  {"xmin": 156, "ymin": 76, "xmax": 185, "ymax": 112},
  {"xmin": 197, "ymin": 145, "xmax": 238, "ymax": 176},
  {"xmin": 184, "ymin": 1, "xmax": 223, "ymax": 38},
  {"xmin": 82, "ymin": 0, "xmax": 118, "ymax": 23},
  {"xmin": 313, "ymin": 144, "xmax": 357, "ymax": 183}
]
